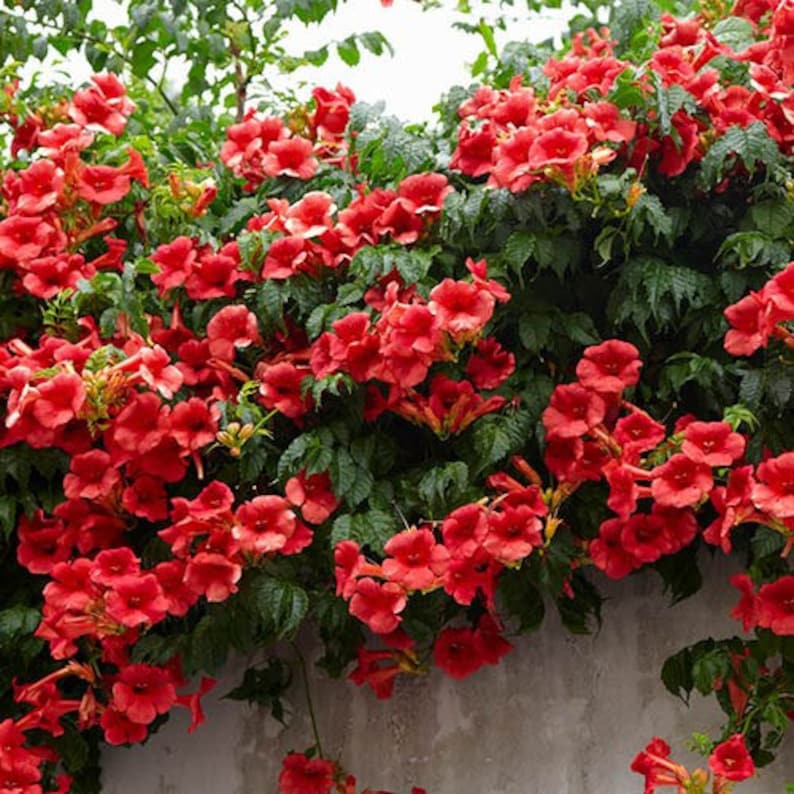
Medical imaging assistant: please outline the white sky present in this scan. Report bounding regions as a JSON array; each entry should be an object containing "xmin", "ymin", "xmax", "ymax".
[{"xmin": 23, "ymin": 0, "xmax": 576, "ymax": 120}]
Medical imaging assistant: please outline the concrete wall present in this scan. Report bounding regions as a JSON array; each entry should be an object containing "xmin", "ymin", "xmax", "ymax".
[{"xmin": 101, "ymin": 554, "xmax": 794, "ymax": 794}]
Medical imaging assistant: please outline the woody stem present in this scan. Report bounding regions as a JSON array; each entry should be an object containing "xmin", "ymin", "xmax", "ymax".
[{"xmin": 291, "ymin": 641, "xmax": 324, "ymax": 758}]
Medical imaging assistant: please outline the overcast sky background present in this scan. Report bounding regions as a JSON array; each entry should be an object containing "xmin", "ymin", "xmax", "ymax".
[{"xmin": 22, "ymin": 0, "xmax": 576, "ymax": 120}]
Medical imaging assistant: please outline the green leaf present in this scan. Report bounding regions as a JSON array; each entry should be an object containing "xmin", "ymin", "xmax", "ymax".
[
  {"xmin": 654, "ymin": 545, "xmax": 703, "ymax": 605},
  {"xmin": 608, "ymin": 67, "xmax": 646, "ymax": 109},
  {"xmin": 219, "ymin": 197, "xmax": 259, "ymax": 235},
  {"xmin": 478, "ymin": 18, "xmax": 497, "ymax": 56},
  {"xmin": 358, "ymin": 31, "xmax": 392, "ymax": 57},
  {"xmin": 303, "ymin": 46, "xmax": 329, "ymax": 67},
  {"xmin": 716, "ymin": 232, "xmax": 786, "ymax": 269},
  {"xmin": 350, "ymin": 245, "xmax": 437, "ymax": 284},
  {"xmin": 53, "ymin": 727, "xmax": 90, "ymax": 773},
  {"xmin": 692, "ymin": 648, "xmax": 730, "ymax": 695},
  {"xmin": 502, "ymin": 230, "xmax": 535, "ymax": 272},
  {"xmin": 131, "ymin": 40, "xmax": 158, "ymax": 77},
  {"xmin": 329, "ymin": 447, "xmax": 357, "ymax": 498},
  {"xmin": 558, "ymin": 573, "xmax": 603, "ymax": 634},
  {"xmin": 239, "ymin": 438, "xmax": 268, "ymax": 484},
  {"xmin": 654, "ymin": 76, "xmax": 694, "ymax": 137},
  {"xmin": 699, "ymin": 122, "xmax": 780, "ymax": 188},
  {"xmin": 630, "ymin": 193, "xmax": 673, "ymax": 244},
  {"xmin": 337, "ymin": 36, "xmax": 360, "ymax": 66},
  {"xmin": 252, "ymin": 577, "xmax": 309, "ymax": 639},
  {"xmin": 313, "ymin": 590, "xmax": 363, "ymax": 677},
  {"xmin": 609, "ymin": 0, "xmax": 658, "ymax": 54},
  {"xmin": 336, "ymin": 283, "xmax": 364, "ymax": 306},
  {"xmin": 0, "ymin": 605, "xmax": 39, "ymax": 641},
  {"xmin": 279, "ymin": 432, "xmax": 334, "ymax": 480},
  {"xmin": 467, "ymin": 410, "xmax": 532, "ymax": 474},
  {"xmin": 131, "ymin": 633, "xmax": 183, "ymax": 665},
  {"xmin": 498, "ymin": 569, "xmax": 545, "ymax": 633},
  {"xmin": 310, "ymin": 373, "xmax": 355, "ymax": 408},
  {"xmin": 417, "ymin": 461, "xmax": 469, "ymax": 516},
  {"xmin": 661, "ymin": 647, "xmax": 694, "ymax": 704},
  {"xmin": 712, "ymin": 16, "xmax": 756, "ymax": 51},
  {"xmin": 747, "ymin": 199, "xmax": 794, "ymax": 238},
  {"xmin": 470, "ymin": 50, "xmax": 488, "ymax": 77},
  {"xmin": 331, "ymin": 509, "xmax": 400, "ymax": 553},
  {"xmin": 739, "ymin": 368, "xmax": 764, "ymax": 411},
  {"xmin": 722, "ymin": 403, "xmax": 758, "ymax": 432},
  {"xmin": 660, "ymin": 353, "xmax": 725, "ymax": 397},
  {"xmin": 608, "ymin": 257, "xmax": 714, "ymax": 338},
  {"xmin": 224, "ymin": 658, "xmax": 293, "ymax": 723},
  {"xmin": 687, "ymin": 732, "xmax": 715, "ymax": 757},
  {"xmin": 531, "ymin": 231, "xmax": 581, "ymax": 279},
  {"xmin": 345, "ymin": 464, "xmax": 374, "ymax": 508},
  {"xmin": 562, "ymin": 312, "xmax": 600, "ymax": 345},
  {"xmin": 0, "ymin": 495, "xmax": 17, "ymax": 538},
  {"xmin": 766, "ymin": 368, "xmax": 793, "ymax": 411},
  {"xmin": 395, "ymin": 248, "xmax": 436, "ymax": 284},
  {"xmin": 187, "ymin": 615, "xmax": 230, "ymax": 674},
  {"xmin": 752, "ymin": 526, "xmax": 786, "ymax": 559},
  {"xmin": 518, "ymin": 309, "xmax": 553, "ymax": 353},
  {"xmin": 594, "ymin": 226, "xmax": 620, "ymax": 265}
]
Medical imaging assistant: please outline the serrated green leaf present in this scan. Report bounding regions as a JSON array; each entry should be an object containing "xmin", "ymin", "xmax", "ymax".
[
  {"xmin": 562, "ymin": 312, "xmax": 600, "ymax": 345},
  {"xmin": 630, "ymin": 193, "xmax": 673, "ymax": 244},
  {"xmin": 467, "ymin": 410, "xmax": 532, "ymax": 474},
  {"xmin": 252, "ymin": 577, "xmax": 309, "ymax": 639},
  {"xmin": 747, "ymin": 200, "xmax": 794, "ymax": 238},
  {"xmin": 329, "ymin": 447, "xmax": 357, "ymax": 498},
  {"xmin": 518, "ymin": 310, "xmax": 553, "ymax": 353},
  {"xmin": 502, "ymin": 230, "xmax": 535, "ymax": 271},
  {"xmin": 417, "ymin": 461, "xmax": 469, "ymax": 516},
  {"xmin": 739, "ymin": 369, "xmax": 764, "ymax": 411},
  {"xmin": 766, "ymin": 368, "xmax": 793, "ymax": 410},
  {"xmin": 239, "ymin": 439, "xmax": 268, "ymax": 483},
  {"xmin": 700, "ymin": 122, "xmax": 780, "ymax": 187},
  {"xmin": 752, "ymin": 526, "xmax": 786, "ymax": 558},
  {"xmin": 331, "ymin": 509, "xmax": 400, "ymax": 553}
]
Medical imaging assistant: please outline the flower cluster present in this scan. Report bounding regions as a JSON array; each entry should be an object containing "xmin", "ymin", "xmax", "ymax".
[
  {"xmin": 335, "ymin": 448, "xmax": 566, "ymax": 684},
  {"xmin": 220, "ymin": 84, "xmax": 355, "ymax": 190},
  {"xmin": 632, "ymin": 734, "xmax": 755, "ymax": 793},
  {"xmin": 450, "ymin": 2, "xmax": 794, "ymax": 194},
  {"xmin": 451, "ymin": 35, "xmax": 636, "ymax": 192},
  {"xmin": 724, "ymin": 260, "xmax": 794, "ymax": 355},
  {"xmin": 0, "ymin": 74, "xmax": 144, "ymax": 300},
  {"xmin": 278, "ymin": 752, "xmax": 426, "ymax": 794},
  {"xmin": 311, "ymin": 256, "xmax": 511, "ymax": 433},
  {"xmin": 538, "ymin": 337, "xmax": 794, "ymax": 587}
]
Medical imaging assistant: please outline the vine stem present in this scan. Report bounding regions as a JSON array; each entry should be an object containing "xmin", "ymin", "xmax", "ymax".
[{"xmin": 291, "ymin": 641, "xmax": 324, "ymax": 759}]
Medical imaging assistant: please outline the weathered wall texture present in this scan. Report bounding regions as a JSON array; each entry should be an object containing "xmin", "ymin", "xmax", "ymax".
[{"xmin": 101, "ymin": 554, "xmax": 794, "ymax": 794}]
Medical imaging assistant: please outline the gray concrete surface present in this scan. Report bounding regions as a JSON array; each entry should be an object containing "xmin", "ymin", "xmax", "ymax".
[{"xmin": 101, "ymin": 554, "xmax": 794, "ymax": 793}]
